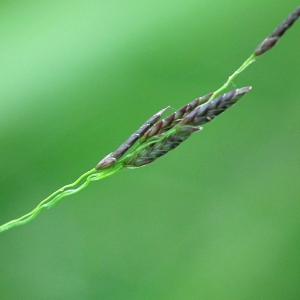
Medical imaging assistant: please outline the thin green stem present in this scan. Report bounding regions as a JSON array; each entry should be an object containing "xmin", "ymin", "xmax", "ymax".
[
  {"xmin": 0, "ymin": 165, "xmax": 123, "ymax": 233},
  {"xmin": 209, "ymin": 54, "xmax": 256, "ymax": 101}
]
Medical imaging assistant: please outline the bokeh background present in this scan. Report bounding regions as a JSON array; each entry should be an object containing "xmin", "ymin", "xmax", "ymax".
[{"xmin": 1, "ymin": 0, "xmax": 300, "ymax": 299}]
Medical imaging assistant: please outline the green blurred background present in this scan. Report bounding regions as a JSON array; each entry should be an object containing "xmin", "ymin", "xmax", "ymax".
[{"xmin": 1, "ymin": 0, "xmax": 300, "ymax": 299}]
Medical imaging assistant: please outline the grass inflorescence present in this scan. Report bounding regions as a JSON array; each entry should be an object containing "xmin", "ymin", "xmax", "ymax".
[{"xmin": 1, "ymin": 6, "xmax": 299, "ymax": 234}]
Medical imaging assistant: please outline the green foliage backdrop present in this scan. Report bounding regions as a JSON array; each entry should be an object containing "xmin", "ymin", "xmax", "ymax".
[{"xmin": 0, "ymin": 0, "xmax": 300, "ymax": 299}]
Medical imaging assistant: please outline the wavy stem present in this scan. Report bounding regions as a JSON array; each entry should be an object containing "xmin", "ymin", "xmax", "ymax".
[{"xmin": 0, "ymin": 165, "xmax": 123, "ymax": 233}]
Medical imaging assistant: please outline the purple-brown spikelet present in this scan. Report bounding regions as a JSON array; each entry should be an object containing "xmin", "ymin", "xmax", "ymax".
[
  {"xmin": 96, "ymin": 107, "xmax": 169, "ymax": 169},
  {"xmin": 125, "ymin": 125, "xmax": 201, "ymax": 168},
  {"xmin": 180, "ymin": 87, "xmax": 252, "ymax": 127},
  {"xmin": 143, "ymin": 93, "xmax": 212, "ymax": 139},
  {"xmin": 255, "ymin": 7, "xmax": 300, "ymax": 56},
  {"xmin": 123, "ymin": 87, "xmax": 252, "ymax": 168}
]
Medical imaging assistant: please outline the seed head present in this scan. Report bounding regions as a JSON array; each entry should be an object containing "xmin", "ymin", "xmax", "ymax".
[{"xmin": 123, "ymin": 87, "xmax": 252, "ymax": 168}]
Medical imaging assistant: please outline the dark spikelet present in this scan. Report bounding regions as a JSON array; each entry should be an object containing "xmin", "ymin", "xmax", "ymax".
[
  {"xmin": 125, "ymin": 126, "xmax": 201, "ymax": 168},
  {"xmin": 143, "ymin": 93, "xmax": 212, "ymax": 139},
  {"xmin": 255, "ymin": 7, "xmax": 300, "ymax": 56},
  {"xmin": 97, "ymin": 87, "xmax": 251, "ymax": 170},
  {"xmin": 181, "ymin": 87, "xmax": 252, "ymax": 126},
  {"xmin": 96, "ymin": 107, "xmax": 168, "ymax": 170}
]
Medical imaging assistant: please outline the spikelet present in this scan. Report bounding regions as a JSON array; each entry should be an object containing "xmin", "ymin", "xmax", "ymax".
[
  {"xmin": 255, "ymin": 7, "xmax": 300, "ymax": 56},
  {"xmin": 143, "ymin": 93, "xmax": 212, "ymax": 139},
  {"xmin": 180, "ymin": 87, "xmax": 252, "ymax": 127},
  {"xmin": 124, "ymin": 87, "xmax": 252, "ymax": 168},
  {"xmin": 96, "ymin": 107, "xmax": 169, "ymax": 169},
  {"xmin": 125, "ymin": 125, "xmax": 201, "ymax": 168}
]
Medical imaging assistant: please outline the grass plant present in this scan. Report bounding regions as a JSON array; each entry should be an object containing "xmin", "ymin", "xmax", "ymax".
[{"xmin": 1, "ymin": 6, "xmax": 299, "ymax": 234}]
